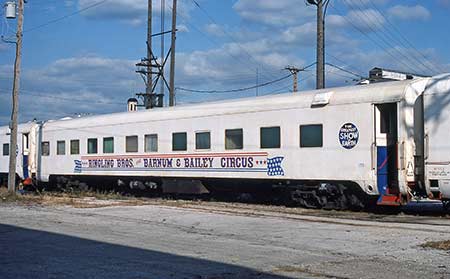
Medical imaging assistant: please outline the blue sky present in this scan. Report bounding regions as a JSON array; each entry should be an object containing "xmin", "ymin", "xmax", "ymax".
[{"xmin": 1, "ymin": 0, "xmax": 450, "ymax": 125}]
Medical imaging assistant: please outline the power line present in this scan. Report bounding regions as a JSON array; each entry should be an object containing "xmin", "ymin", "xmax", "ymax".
[
  {"xmin": 338, "ymin": 1, "xmax": 420, "ymax": 73},
  {"xmin": 347, "ymin": 0, "xmax": 438, "ymax": 75},
  {"xmin": 325, "ymin": 62, "xmax": 367, "ymax": 79},
  {"xmin": 0, "ymin": 87, "xmax": 124, "ymax": 105},
  {"xmin": 329, "ymin": 3, "xmax": 420, "ymax": 75},
  {"xmin": 325, "ymin": 52, "xmax": 366, "ymax": 76},
  {"xmin": 189, "ymin": 0, "xmax": 279, "ymax": 82},
  {"xmin": 176, "ymin": 74, "xmax": 293, "ymax": 94},
  {"xmin": 364, "ymin": 0, "xmax": 445, "ymax": 74},
  {"xmin": 171, "ymin": 2, "xmax": 278, "ymax": 83},
  {"xmin": 23, "ymin": 0, "xmax": 109, "ymax": 33}
]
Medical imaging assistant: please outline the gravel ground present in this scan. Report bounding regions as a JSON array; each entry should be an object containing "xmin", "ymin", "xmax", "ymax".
[{"xmin": 0, "ymin": 202, "xmax": 449, "ymax": 279}]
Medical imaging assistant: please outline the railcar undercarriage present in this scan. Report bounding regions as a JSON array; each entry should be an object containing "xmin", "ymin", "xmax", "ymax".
[{"xmin": 44, "ymin": 175, "xmax": 375, "ymax": 210}]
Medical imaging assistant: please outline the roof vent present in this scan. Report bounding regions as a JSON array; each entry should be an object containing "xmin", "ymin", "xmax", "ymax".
[{"xmin": 312, "ymin": 91, "xmax": 333, "ymax": 106}]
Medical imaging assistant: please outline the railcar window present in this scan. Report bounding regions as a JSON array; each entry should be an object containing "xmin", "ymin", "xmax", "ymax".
[
  {"xmin": 103, "ymin": 137, "xmax": 114, "ymax": 154},
  {"xmin": 260, "ymin": 127, "xmax": 280, "ymax": 148},
  {"xmin": 300, "ymin": 124, "xmax": 323, "ymax": 148},
  {"xmin": 196, "ymin": 132, "xmax": 211, "ymax": 150},
  {"xmin": 57, "ymin": 141, "xmax": 66, "ymax": 155},
  {"xmin": 172, "ymin": 132, "xmax": 187, "ymax": 151},
  {"xmin": 145, "ymin": 134, "xmax": 158, "ymax": 152},
  {"xmin": 126, "ymin": 136, "xmax": 138, "ymax": 153},
  {"xmin": 88, "ymin": 138, "xmax": 98, "ymax": 154},
  {"xmin": 41, "ymin": 142, "xmax": 50, "ymax": 156},
  {"xmin": 3, "ymin": 143, "xmax": 9, "ymax": 156},
  {"xmin": 70, "ymin": 140, "xmax": 80, "ymax": 155},
  {"xmin": 225, "ymin": 129, "xmax": 243, "ymax": 150}
]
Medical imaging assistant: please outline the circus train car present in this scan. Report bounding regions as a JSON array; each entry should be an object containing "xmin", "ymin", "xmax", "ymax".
[{"xmin": 1, "ymin": 74, "xmax": 450, "ymax": 210}]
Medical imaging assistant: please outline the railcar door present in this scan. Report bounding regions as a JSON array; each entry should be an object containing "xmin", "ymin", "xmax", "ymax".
[
  {"xmin": 22, "ymin": 133, "xmax": 29, "ymax": 179},
  {"xmin": 375, "ymin": 103, "xmax": 400, "ymax": 205}
]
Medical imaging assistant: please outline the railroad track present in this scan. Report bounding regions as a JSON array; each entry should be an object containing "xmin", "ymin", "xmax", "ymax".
[{"xmin": 131, "ymin": 199, "xmax": 450, "ymax": 231}]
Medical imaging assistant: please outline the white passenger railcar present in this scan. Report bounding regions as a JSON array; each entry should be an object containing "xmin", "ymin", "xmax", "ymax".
[{"xmin": 1, "ymin": 74, "xmax": 450, "ymax": 209}]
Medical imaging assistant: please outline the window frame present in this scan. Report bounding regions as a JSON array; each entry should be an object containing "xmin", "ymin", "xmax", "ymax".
[
  {"xmin": 3, "ymin": 143, "xmax": 9, "ymax": 156},
  {"xmin": 144, "ymin": 134, "xmax": 158, "ymax": 153},
  {"xmin": 87, "ymin": 138, "xmax": 98, "ymax": 154},
  {"xmin": 225, "ymin": 128, "xmax": 244, "ymax": 150},
  {"xmin": 70, "ymin": 139, "xmax": 80, "ymax": 155},
  {"xmin": 195, "ymin": 131, "xmax": 211, "ymax": 150},
  {"xmin": 126, "ymin": 135, "xmax": 139, "ymax": 153},
  {"xmin": 41, "ymin": 141, "xmax": 50, "ymax": 156},
  {"xmin": 103, "ymin": 137, "xmax": 114, "ymax": 154},
  {"xmin": 172, "ymin": 132, "xmax": 187, "ymax": 151},
  {"xmin": 57, "ymin": 140, "xmax": 66, "ymax": 155},
  {"xmin": 300, "ymin": 124, "xmax": 323, "ymax": 148},
  {"xmin": 260, "ymin": 126, "xmax": 281, "ymax": 149}
]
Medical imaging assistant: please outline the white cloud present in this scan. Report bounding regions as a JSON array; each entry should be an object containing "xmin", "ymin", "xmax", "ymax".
[
  {"xmin": 177, "ymin": 24, "xmax": 189, "ymax": 33},
  {"xmin": 204, "ymin": 23, "xmax": 226, "ymax": 37},
  {"xmin": 342, "ymin": 0, "xmax": 389, "ymax": 8},
  {"xmin": 78, "ymin": 0, "xmax": 194, "ymax": 25},
  {"xmin": 0, "ymin": 56, "xmax": 142, "ymax": 123},
  {"xmin": 388, "ymin": 5, "xmax": 431, "ymax": 21},
  {"xmin": 346, "ymin": 9, "xmax": 385, "ymax": 32},
  {"xmin": 233, "ymin": 0, "xmax": 314, "ymax": 27}
]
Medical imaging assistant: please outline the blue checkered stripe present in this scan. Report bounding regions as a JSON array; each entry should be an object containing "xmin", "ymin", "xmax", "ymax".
[
  {"xmin": 267, "ymin": 156, "xmax": 284, "ymax": 176},
  {"xmin": 74, "ymin": 160, "xmax": 82, "ymax": 173}
]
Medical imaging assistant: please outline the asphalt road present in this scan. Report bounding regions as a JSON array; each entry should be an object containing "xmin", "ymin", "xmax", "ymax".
[{"xmin": 0, "ymin": 203, "xmax": 449, "ymax": 279}]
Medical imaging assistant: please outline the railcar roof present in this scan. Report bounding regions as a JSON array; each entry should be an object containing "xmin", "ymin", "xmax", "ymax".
[
  {"xmin": 39, "ymin": 78, "xmax": 430, "ymax": 130},
  {"xmin": 0, "ymin": 78, "xmax": 434, "ymax": 131}
]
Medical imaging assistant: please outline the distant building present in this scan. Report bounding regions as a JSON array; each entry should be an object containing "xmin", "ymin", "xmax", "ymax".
[{"xmin": 368, "ymin": 67, "xmax": 430, "ymax": 83}]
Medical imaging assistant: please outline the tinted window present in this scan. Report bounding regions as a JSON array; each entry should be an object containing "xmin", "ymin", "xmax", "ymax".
[
  {"xmin": 172, "ymin": 132, "xmax": 187, "ymax": 151},
  {"xmin": 145, "ymin": 134, "xmax": 158, "ymax": 152},
  {"xmin": 3, "ymin": 143, "xmax": 9, "ymax": 156},
  {"xmin": 88, "ymin": 138, "xmax": 98, "ymax": 154},
  {"xmin": 126, "ymin": 136, "xmax": 138, "ymax": 153},
  {"xmin": 225, "ymin": 129, "xmax": 243, "ymax": 150},
  {"xmin": 70, "ymin": 140, "xmax": 80, "ymax": 155},
  {"xmin": 57, "ymin": 141, "xmax": 66, "ymax": 155},
  {"xmin": 300, "ymin": 124, "xmax": 323, "ymax": 148},
  {"xmin": 103, "ymin": 137, "xmax": 114, "ymax": 154},
  {"xmin": 42, "ymin": 142, "xmax": 50, "ymax": 156},
  {"xmin": 196, "ymin": 132, "xmax": 211, "ymax": 150},
  {"xmin": 260, "ymin": 127, "xmax": 280, "ymax": 148}
]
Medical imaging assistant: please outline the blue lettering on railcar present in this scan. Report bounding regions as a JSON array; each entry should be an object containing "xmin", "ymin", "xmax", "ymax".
[{"xmin": 339, "ymin": 123, "xmax": 359, "ymax": 149}]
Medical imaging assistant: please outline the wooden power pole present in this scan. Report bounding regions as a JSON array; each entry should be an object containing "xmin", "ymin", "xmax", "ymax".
[
  {"xmin": 169, "ymin": 0, "xmax": 177, "ymax": 106},
  {"xmin": 285, "ymin": 66, "xmax": 301, "ymax": 93},
  {"xmin": 307, "ymin": 0, "xmax": 330, "ymax": 89},
  {"xmin": 145, "ymin": 0, "xmax": 153, "ymax": 109},
  {"xmin": 8, "ymin": 0, "xmax": 24, "ymax": 192}
]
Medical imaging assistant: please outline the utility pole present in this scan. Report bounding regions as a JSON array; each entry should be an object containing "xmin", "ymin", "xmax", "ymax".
[
  {"xmin": 169, "ymin": 0, "xmax": 177, "ymax": 106},
  {"xmin": 307, "ymin": 0, "xmax": 330, "ymax": 89},
  {"xmin": 135, "ymin": 0, "xmax": 174, "ymax": 109},
  {"xmin": 7, "ymin": 0, "xmax": 24, "ymax": 193},
  {"xmin": 256, "ymin": 68, "xmax": 259, "ymax": 96},
  {"xmin": 145, "ymin": 0, "xmax": 153, "ymax": 109},
  {"xmin": 160, "ymin": 0, "xmax": 165, "ymax": 97},
  {"xmin": 285, "ymin": 66, "xmax": 301, "ymax": 92}
]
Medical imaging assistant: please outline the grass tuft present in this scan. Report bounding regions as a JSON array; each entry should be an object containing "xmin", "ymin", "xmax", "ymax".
[{"xmin": 421, "ymin": 240, "xmax": 450, "ymax": 251}]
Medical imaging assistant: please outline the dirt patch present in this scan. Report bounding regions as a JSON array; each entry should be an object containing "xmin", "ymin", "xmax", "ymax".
[
  {"xmin": 421, "ymin": 240, "xmax": 450, "ymax": 250},
  {"xmin": 272, "ymin": 265, "xmax": 349, "ymax": 279},
  {"xmin": 0, "ymin": 187, "xmax": 21, "ymax": 202},
  {"xmin": 0, "ymin": 188, "xmax": 150, "ymax": 208}
]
